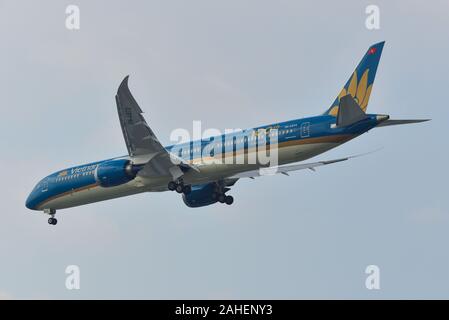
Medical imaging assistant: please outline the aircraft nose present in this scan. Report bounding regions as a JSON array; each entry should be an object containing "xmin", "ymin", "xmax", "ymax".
[{"xmin": 25, "ymin": 192, "xmax": 37, "ymax": 210}]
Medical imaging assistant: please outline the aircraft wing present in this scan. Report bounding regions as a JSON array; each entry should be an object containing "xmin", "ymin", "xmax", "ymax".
[
  {"xmin": 115, "ymin": 76, "xmax": 195, "ymax": 179},
  {"xmin": 228, "ymin": 154, "xmax": 363, "ymax": 179}
]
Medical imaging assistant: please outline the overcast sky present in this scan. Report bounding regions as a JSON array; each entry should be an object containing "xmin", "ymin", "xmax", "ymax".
[{"xmin": 1, "ymin": 0, "xmax": 448, "ymax": 299}]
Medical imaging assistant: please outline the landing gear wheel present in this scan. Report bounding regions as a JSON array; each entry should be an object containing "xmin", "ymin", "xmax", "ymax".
[
  {"xmin": 225, "ymin": 195, "xmax": 234, "ymax": 205},
  {"xmin": 176, "ymin": 184, "xmax": 184, "ymax": 193},
  {"xmin": 48, "ymin": 218, "xmax": 57, "ymax": 225},
  {"xmin": 168, "ymin": 181, "xmax": 176, "ymax": 191},
  {"xmin": 182, "ymin": 185, "xmax": 192, "ymax": 195},
  {"xmin": 218, "ymin": 194, "xmax": 226, "ymax": 203}
]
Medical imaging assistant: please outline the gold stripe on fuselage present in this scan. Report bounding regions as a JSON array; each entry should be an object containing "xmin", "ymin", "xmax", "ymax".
[
  {"xmin": 187, "ymin": 134, "xmax": 354, "ymax": 165},
  {"xmin": 36, "ymin": 182, "xmax": 100, "ymax": 210}
]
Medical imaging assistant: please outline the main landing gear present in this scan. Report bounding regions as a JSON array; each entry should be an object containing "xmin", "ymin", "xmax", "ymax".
[
  {"xmin": 44, "ymin": 208, "xmax": 57, "ymax": 226},
  {"xmin": 168, "ymin": 180, "xmax": 191, "ymax": 195},
  {"xmin": 212, "ymin": 186, "xmax": 234, "ymax": 205},
  {"xmin": 213, "ymin": 192, "xmax": 234, "ymax": 205}
]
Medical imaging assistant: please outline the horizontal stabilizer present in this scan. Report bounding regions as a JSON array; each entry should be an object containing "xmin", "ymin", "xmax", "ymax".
[
  {"xmin": 376, "ymin": 119, "xmax": 430, "ymax": 127},
  {"xmin": 336, "ymin": 94, "xmax": 368, "ymax": 127}
]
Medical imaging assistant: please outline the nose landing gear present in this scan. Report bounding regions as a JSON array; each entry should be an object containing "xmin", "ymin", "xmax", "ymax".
[{"xmin": 44, "ymin": 208, "xmax": 58, "ymax": 226}]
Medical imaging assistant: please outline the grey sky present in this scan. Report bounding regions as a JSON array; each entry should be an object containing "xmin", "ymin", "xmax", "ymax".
[{"xmin": 1, "ymin": 0, "xmax": 448, "ymax": 299}]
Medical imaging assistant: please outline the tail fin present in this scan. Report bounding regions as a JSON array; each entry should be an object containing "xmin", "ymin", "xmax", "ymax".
[{"xmin": 325, "ymin": 41, "xmax": 385, "ymax": 116}]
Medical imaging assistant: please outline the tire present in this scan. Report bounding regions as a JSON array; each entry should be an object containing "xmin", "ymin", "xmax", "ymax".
[
  {"xmin": 182, "ymin": 185, "xmax": 191, "ymax": 195},
  {"xmin": 218, "ymin": 194, "xmax": 226, "ymax": 203},
  {"xmin": 168, "ymin": 181, "xmax": 176, "ymax": 191},
  {"xmin": 225, "ymin": 195, "xmax": 234, "ymax": 205},
  {"xmin": 176, "ymin": 185, "xmax": 184, "ymax": 193}
]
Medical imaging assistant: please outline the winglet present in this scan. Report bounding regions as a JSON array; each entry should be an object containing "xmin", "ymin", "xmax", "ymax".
[
  {"xmin": 118, "ymin": 75, "xmax": 130, "ymax": 92},
  {"xmin": 116, "ymin": 75, "xmax": 144, "ymax": 114}
]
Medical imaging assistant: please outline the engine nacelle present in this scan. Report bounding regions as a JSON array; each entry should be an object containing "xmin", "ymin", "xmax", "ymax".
[
  {"xmin": 182, "ymin": 183, "xmax": 218, "ymax": 208},
  {"xmin": 94, "ymin": 159, "xmax": 137, "ymax": 188}
]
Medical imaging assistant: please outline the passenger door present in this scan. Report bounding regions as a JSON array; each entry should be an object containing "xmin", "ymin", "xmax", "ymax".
[{"xmin": 300, "ymin": 122, "xmax": 311, "ymax": 138}]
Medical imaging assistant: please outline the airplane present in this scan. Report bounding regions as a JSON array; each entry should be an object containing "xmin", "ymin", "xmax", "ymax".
[{"xmin": 26, "ymin": 41, "xmax": 428, "ymax": 225}]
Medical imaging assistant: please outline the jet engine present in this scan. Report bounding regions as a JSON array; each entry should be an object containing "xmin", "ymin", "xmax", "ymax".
[
  {"xmin": 182, "ymin": 183, "xmax": 218, "ymax": 208},
  {"xmin": 182, "ymin": 183, "xmax": 234, "ymax": 207},
  {"xmin": 94, "ymin": 159, "xmax": 138, "ymax": 187}
]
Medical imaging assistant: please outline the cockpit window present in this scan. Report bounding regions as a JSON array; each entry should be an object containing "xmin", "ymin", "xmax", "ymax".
[
  {"xmin": 34, "ymin": 177, "xmax": 49, "ymax": 192},
  {"xmin": 41, "ymin": 179, "xmax": 49, "ymax": 192}
]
